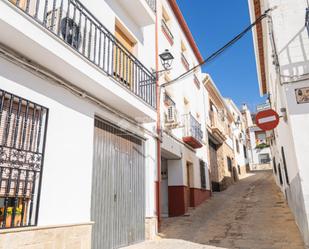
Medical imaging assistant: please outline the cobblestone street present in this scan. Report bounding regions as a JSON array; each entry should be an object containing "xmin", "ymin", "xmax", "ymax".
[{"xmin": 124, "ymin": 171, "xmax": 305, "ymax": 249}]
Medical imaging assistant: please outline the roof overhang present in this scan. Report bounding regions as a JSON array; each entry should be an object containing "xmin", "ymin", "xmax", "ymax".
[
  {"xmin": 248, "ymin": 0, "xmax": 268, "ymax": 95},
  {"xmin": 168, "ymin": 0, "xmax": 204, "ymax": 64}
]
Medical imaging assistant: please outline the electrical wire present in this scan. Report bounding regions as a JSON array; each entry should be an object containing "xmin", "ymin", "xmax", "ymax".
[{"xmin": 161, "ymin": 8, "xmax": 273, "ymax": 88}]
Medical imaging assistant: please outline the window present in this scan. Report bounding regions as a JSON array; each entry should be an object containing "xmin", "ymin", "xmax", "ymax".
[
  {"xmin": 200, "ymin": 160, "xmax": 206, "ymax": 189},
  {"xmin": 161, "ymin": 7, "xmax": 173, "ymax": 44},
  {"xmin": 278, "ymin": 163, "xmax": 283, "ymax": 185},
  {"xmin": 236, "ymin": 139, "xmax": 240, "ymax": 153},
  {"xmin": 258, "ymin": 153, "xmax": 270, "ymax": 164},
  {"xmin": 281, "ymin": 147, "xmax": 289, "ymax": 185},
  {"xmin": 238, "ymin": 165, "xmax": 241, "ymax": 175},
  {"xmin": 227, "ymin": 157, "xmax": 232, "ymax": 172},
  {"xmin": 243, "ymin": 145, "xmax": 247, "ymax": 159},
  {"xmin": 273, "ymin": 157, "xmax": 277, "ymax": 175},
  {"xmin": 0, "ymin": 89, "xmax": 48, "ymax": 229}
]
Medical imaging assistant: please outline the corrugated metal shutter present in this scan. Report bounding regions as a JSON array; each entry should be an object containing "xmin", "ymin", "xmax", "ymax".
[{"xmin": 91, "ymin": 118, "xmax": 145, "ymax": 249}]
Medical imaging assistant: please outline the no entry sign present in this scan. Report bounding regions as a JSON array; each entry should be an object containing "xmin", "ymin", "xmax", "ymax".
[{"xmin": 256, "ymin": 109, "xmax": 280, "ymax": 131}]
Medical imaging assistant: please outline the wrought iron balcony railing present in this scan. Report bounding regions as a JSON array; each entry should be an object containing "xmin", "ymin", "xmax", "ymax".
[
  {"xmin": 7, "ymin": 0, "xmax": 156, "ymax": 108},
  {"xmin": 183, "ymin": 113, "xmax": 203, "ymax": 143},
  {"xmin": 145, "ymin": 0, "xmax": 156, "ymax": 12}
]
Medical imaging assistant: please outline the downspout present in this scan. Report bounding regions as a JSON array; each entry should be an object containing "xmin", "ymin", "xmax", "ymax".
[{"xmin": 155, "ymin": 0, "xmax": 161, "ymax": 230}]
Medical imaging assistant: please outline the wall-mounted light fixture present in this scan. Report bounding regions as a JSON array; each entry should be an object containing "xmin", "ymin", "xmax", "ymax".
[{"xmin": 159, "ymin": 49, "xmax": 174, "ymax": 70}]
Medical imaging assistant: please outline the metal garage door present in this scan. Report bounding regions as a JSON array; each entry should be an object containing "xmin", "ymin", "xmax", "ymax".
[{"xmin": 91, "ymin": 118, "xmax": 145, "ymax": 249}]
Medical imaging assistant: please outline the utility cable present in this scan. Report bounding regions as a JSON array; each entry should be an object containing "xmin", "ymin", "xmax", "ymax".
[{"xmin": 161, "ymin": 8, "xmax": 273, "ymax": 88}]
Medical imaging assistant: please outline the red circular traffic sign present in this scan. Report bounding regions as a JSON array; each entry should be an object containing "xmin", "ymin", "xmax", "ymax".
[{"xmin": 256, "ymin": 109, "xmax": 280, "ymax": 131}]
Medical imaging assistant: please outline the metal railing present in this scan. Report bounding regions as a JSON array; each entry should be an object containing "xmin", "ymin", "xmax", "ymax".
[
  {"xmin": 161, "ymin": 19, "xmax": 174, "ymax": 42},
  {"xmin": 7, "ymin": 0, "xmax": 156, "ymax": 108},
  {"xmin": 209, "ymin": 110, "xmax": 226, "ymax": 134},
  {"xmin": 183, "ymin": 113, "xmax": 203, "ymax": 143},
  {"xmin": 0, "ymin": 89, "xmax": 48, "ymax": 229},
  {"xmin": 181, "ymin": 52, "xmax": 190, "ymax": 70},
  {"xmin": 145, "ymin": 0, "xmax": 156, "ymax": 12}
]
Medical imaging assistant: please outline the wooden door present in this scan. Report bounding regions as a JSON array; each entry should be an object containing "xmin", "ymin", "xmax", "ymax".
[{"xmin": 114, "ymin": 26, "xmax": 135, "ymax": 87}]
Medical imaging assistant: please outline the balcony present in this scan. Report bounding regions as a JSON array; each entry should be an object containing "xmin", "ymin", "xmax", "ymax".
[
  {"xmin": 161, "ymin": 19, "xmax": 174, "ymax": 45},
  {"xmin": 182, "ymin": 113, "xmax": 203, "ymax": 149},
  {"xmin": 116, "ymin": 0, "xmax": 156, "ymax": 26},
  {"xmin": 0, "ymin": 0, "xmax": 157, "ymax": 120},
  {"xmin": 209, "ymin": 111, "xmax": 227, "ymax": 144},
  {"xmin": 181, "ymin": 53, "xmax": 190, "ymax": 70}
]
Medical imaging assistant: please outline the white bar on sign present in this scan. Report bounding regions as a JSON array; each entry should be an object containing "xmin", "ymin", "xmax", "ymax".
[{"xmin": 259, "ymin": 116, "xmax": 276, "ymax": 124}]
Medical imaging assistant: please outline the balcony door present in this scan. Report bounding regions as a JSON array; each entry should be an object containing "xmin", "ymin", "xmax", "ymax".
[{"xmin": 114, "ymin": 24, "xmax": 136, "ymax": 88}]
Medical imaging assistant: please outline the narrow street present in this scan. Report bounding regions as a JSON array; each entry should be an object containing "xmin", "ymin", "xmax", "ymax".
[{"xmin": 126, "ymin": 171, "xmax": 305, "ymax": 249}]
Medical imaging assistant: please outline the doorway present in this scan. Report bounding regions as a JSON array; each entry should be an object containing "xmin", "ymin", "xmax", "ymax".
[{"xmin": 161, "ymin": 158, "xmax": 169, "ymax": 217}]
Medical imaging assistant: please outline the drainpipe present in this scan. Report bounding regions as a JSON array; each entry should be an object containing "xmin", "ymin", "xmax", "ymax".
[{"xmin": 155, "ymin": 0, "xmax": 161, "ymax": 230}]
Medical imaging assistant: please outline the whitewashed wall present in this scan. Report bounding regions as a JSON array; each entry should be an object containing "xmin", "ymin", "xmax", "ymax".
[
  {"xmin": 249, "ymin": 0, "xmax": 309, "ymax": 245},
  {"xmin": 0, "ymin": 56, "xmax": 157, "ymax": 225}
]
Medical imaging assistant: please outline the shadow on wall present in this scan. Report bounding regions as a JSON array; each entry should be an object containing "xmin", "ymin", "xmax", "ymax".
[{"xmin": 279, "ymin": 27, "xmax": 309, "ymax": 77}]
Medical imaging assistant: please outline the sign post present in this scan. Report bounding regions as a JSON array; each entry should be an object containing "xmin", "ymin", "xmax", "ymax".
[{"xmin": 256, "ymin": 109, "xmax": 280, "ymax": 131}]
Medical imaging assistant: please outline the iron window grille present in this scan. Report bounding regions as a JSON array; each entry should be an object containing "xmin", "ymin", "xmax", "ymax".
[
  {"xmin": 161, "ymin": 19, "xmax": 174, "ymax": 44},
  {"xmin": 0, "ymin": 89, "xmax": 48, "ymax": 229},
  {"xmin": 227, "ymin": 157, "xmax": 232, "ymax": 172},
  {"xmin": 200, "ymin": 160, "xmax": 206, "ymax": 189},
  {"xmin": 145, "ymin": 0, "xmax": 156, "ymax": 12},
  {"xmin": 7, "ymin": 0, "xmax": 156, "ymax": 108}
]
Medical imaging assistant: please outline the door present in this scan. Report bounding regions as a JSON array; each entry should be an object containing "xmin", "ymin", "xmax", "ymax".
[
  {"xmin": 114, "ymin": 25, "xmax": 135, "ymax": 87},
  {"xmin": 160, "ymin": 158, "xmax": 168, "ymax": 217},
  {"xmin": 209, "ymin": 140, "xmax": 219, "ymax": 191},
  {"xmin": 92, "ymin": 118, "xmax": 145, "ymax": 249}
]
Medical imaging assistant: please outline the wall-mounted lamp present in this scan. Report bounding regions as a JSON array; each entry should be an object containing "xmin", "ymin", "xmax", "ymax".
[{"xmin": 159, "ymin": 49, "xmax": 174, "ymax": 70}]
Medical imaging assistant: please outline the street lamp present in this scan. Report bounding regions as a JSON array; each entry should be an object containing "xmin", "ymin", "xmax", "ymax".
[{"xmin": 159, "ymin": 49, "xmax": 174, "ymax": 70}]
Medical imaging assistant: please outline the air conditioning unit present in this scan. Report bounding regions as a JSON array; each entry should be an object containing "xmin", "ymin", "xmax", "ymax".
[
  {"xmin": 46, "ymin": 8, "xmax": 82, "ymax": 49},
  {"xmin": 166, "ymin": 105, "xmax": 177, "ymax": 124}
]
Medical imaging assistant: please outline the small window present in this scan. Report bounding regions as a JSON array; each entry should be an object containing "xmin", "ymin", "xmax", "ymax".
[
  {"xmin": 259, "ymin": 153, "xmax": 270, "ymax": 164},
  {"xmin": 236, "ymin": 139, "xmax": 240, "ymax": 153},
  {"xmin": 243, "ymin": 145, "xmax": 247, "ymax": 159},
  {"xmin": 273, "ymin": 157, "xmax": 277, "ymax": 175},
  {"xmin": 238, "ymin": 165, "xmax": 241, "ymax": 175},
  {"xmin": 200, "ymin": 160, "xmax": 206, "ymax": 189},
  {"xmin": 227, "ymin": 157, "xmax": 232, "ymax": 172},
  {"xmin": 278, "ymin": 163, "xmax": 283, "ymax": 185},
  {"xmin": 281, "ymin": 147, "xmax": 289, "ymax": 185}
]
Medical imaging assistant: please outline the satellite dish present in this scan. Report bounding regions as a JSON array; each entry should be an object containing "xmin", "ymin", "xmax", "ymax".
[{"xmin": 61, "ymin": 17, "xmax": 82, "ymax": 49}]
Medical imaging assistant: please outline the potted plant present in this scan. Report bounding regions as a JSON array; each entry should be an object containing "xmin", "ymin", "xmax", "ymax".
[{"xmin": 0, "ymin": 207, "xmax": 22, "ymax": 228}]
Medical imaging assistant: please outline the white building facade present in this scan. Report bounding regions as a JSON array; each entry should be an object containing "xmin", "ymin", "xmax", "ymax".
[
  {"xmin": 0, "ymin": 0, "xmax": 158, "ymax": 248},
  {"xmin": 249, "ymin": 0, "xmax": 309, "ymax": 246},
  {"xmin": 157, "ymin": 0, "xmax": 211, "ymax": 218}
]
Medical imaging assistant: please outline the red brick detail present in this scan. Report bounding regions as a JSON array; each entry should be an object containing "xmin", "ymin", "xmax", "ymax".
[
  {"xmin": 168, "ymin": 186, "xmax": 188, "ymax": 216},
  {"xmin": 190, "ymin": 188, "xmax": 211, "ymax": 207}
]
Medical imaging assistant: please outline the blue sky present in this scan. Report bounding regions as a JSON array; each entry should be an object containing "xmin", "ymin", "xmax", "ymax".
[{"xmin": 177, "ymin": 0, "xmax": 266, "ymax": 111}]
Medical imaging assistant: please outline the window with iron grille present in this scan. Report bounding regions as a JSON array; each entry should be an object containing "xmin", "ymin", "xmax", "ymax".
[
  {"xmin": 273, "ymin": 157, "xmax": 277, "ymax": 175},
  {"xmin": 236, "ymin": 139, "xmax": 240, "ymax": 153},
  {"xmin": 227, "ymin": 157, "xmax": 232, "ymax": 172},
  {"xmin": 281, "ymin": 147, "xmax": 289, "ymax": 185},
  {"xmin": 243, "ymin": 145, "xmax": 247, "ymax": 159},
  {"xmin": 200, "ymin": 160, "xmax": 206, "ymax": 189},
  {"xmin": 278, "ymin": 163, "xmax": 283, "ymax": 185},
  {"xmin": 0, "ymin": 89, "xmax": 48, "ymax": 229}
]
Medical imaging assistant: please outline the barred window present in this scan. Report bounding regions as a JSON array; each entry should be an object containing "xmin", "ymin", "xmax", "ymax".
[
  {"xmin": 200, "ymin": 160, "xmax": 206, "ymax": 189},
  {"xmin": 0, "ymin": 90, "xmax": 48, "ymax": 229}
]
